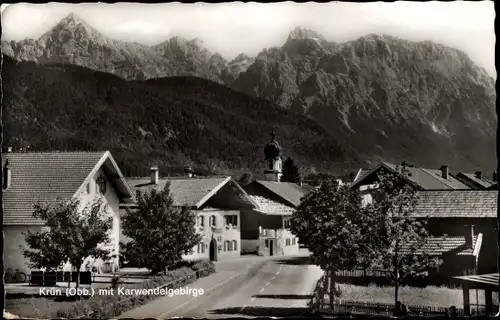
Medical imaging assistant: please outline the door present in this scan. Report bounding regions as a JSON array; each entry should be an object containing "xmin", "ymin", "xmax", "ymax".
[
  {"xmin": 209, "ymin": 238, "xmax": 218, "ymax": 261},
  {"xmin": 269, "ymin": 239, "xmax": 274, "ymax": 256}
]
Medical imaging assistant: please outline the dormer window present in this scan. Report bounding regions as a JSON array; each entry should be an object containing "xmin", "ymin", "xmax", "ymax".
[{"xmin": 96, "ymin": 175, "xmax": 107, "ymax": 195}]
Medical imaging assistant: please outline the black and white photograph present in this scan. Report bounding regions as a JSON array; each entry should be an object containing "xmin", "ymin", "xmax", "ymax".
[{"xmin": 1, "ymin": 1, "xmax": 496, "ymax": 318}]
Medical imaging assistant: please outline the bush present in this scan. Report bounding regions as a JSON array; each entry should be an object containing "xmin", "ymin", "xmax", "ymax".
[{"xmin": 55, "ymin": 265, "xmax": 214, "ymax": 319}]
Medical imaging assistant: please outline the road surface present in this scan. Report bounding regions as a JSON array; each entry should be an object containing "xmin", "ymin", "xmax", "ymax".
[{"xmin": 119, "ymin": 253, "xmax": 324, "ymax": 319}]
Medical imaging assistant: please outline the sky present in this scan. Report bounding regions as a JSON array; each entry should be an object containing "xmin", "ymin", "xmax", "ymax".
[{"xmin": 1, "ymin": 2, "xmax": 496, "ymax": 78}]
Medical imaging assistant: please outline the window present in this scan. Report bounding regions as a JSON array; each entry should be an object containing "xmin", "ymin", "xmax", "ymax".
[
  {"xmin": 86, "ymin": 182, "xmax": 91, "ymax": 194},
  {"xmin": 201, "ymin": 242, "xmax": 205, "ymax": 253},
  {"xmin": 96, "ymin": 175, "xmax": 107, "ymax": 195},
  {"xmin": 197, "ymin": 216, "xmax": 205, "ymax": 228},
  {"xmin": 292, "ymin": 238, "xmax": 296, "ymax": 245},
  {"xmin": 286, "ymin": 238, "xmax": 290, "ymax": 246},
  {"xmin": 284, "ymin": 219, "xmax": 291, "ymax": 229},
  {"xmin": 225, "ymin": 215, "xmax": 238, "ymax": 227},
  {"xmin": 210, "ymin": 215, "xmax": 217, "ymax": 227},
  {"xmin": 232, "ymin": 240, "xmax": 238, "ymax": 251}
]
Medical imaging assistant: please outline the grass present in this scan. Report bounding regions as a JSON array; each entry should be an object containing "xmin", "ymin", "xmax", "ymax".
[{"xmin": 332, "ymin": 283, "xmax": 499, "ymax": 308}]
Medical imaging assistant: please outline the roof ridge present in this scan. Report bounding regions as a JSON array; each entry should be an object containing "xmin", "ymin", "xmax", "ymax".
[{"xmin": 4, "ymin": 151, "xmax": 108, "ymax": 154}]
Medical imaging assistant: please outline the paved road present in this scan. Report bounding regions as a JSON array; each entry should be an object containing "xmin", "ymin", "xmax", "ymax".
[{"xmin": 119, "ymin": 252, "xmax": 324, "ymax": 319}]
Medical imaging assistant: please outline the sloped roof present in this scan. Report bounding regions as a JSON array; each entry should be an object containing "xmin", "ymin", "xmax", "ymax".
[
  {"xmin": 412, "ymin": 190, "xmax": 497, "ymax": 218},
  {"xmin": 399, "ymin": 235, "xmax": 477, "ymax": 256},
  {"xmin": 252, "ymin": 180, "xmax": 309, "ymax": 207},
  {"xmin": 353, "ymin": 168, "xmax": 370, "ymax": 183},
  {"xmin": 3, "ymin": 151, "xmax": 133, "ymax": 225},
  {"xmin": 126, "ymin": 176, "xmax": 255, "ymax": 209},
  {"xmin": 352, "ymin": 162, "xmax": 470, "ymax": 190},
  {"xmin": 248, "ymin": 195, "xmax": 295, "ymax": 215},
  {"xmin": 456, "ymin": 173, "xmax": 496, "ymax": 189}
]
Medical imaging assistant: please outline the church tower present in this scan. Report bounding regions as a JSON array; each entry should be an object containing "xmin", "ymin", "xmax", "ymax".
[{"xmin": 263, "ymin": 128, "xmax": 283, "ymax": 182}]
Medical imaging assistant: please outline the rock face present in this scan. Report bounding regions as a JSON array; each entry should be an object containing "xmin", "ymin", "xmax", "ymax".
[
  {"xmin": 232, "ymin": 30, "xmax": 497, "ymax": 171},
  {"xmin": 2, "ymin": 16, "xmax": 496, "ymax": 172},
  {"xmin": 1, "ymin": 13, "xmax": 244, "ymax": 83}
]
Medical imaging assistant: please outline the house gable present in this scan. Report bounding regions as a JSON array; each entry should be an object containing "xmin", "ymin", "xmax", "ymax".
[
  {"xmin": 351, "ymin": 161, "xmax": 470, "ymax": 190},
  {"xmin": 2, "ymin": 151, "xmax": 133, "ymax": 226}
]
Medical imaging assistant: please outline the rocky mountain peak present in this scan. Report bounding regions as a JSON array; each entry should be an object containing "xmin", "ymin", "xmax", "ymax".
[{"xmin": 287, "ymin": 26, "xmax": 325, "ymax": 41}]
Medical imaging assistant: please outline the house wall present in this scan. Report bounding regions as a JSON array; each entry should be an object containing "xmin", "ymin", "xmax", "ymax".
[
  {"xmin": 3, "ymin": 167, "xmax": 122, "ymax": 275},
  {"xmin": 4, "ymin": 226, "xmax": 44, "ymax": 275},
  {"xmin": 182, "ymin": 209, "xmax": 241, "ymax": 261},
  {"xmin": 76, "ymin": 167, "xmax": 121, "ymax": 272}
]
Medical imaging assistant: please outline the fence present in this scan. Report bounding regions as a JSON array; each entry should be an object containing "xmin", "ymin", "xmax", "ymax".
[
  {"xmin": 310, "ymin": 274, "xmax": 497, "ymax": 317},
  {"xmin": 319, "ymin": 299, "xmax": 495, "ymax": 317}
]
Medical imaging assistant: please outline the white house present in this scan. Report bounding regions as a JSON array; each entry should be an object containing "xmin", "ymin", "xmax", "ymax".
[
  {"xmin": 123, "ymin": 168, "xmax": 259, "ymax": 261},
  {"xmin": 2, "ymin": 151, "xmax": 135, "ymax": 275}
]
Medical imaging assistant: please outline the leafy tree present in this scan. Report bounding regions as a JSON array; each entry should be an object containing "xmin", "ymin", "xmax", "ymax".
[
  {"xmin": 238, "ymin": 172, "xmax": 253, "ymax": 187},
  {"xmin": 281, "ymin": 157, "xmax": 301, "ymax": 184},
  {"xmin": 121, "ymin": 182, "xmax": 202, "ymax": 275},
  {"xmin": 23, "ymin": 198, "xmax": 113, "ymax": 288},
  {"xmin": 367, "ymin": 165, "xmax": 443, "ymax": 307},
  {"xmin": 290, "ymin": 179, "xmax": 378, "ymax": 312}
]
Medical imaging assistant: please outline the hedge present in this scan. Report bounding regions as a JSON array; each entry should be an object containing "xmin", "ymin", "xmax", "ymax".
[{"xmin": 55, "ymin": 260, "xmax": 216, "ymax": 319}]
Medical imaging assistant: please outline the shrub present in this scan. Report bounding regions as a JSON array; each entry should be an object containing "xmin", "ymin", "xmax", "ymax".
[{"xmin": 55, "ymin": 265, "xmax": 210, "ymax": 318}]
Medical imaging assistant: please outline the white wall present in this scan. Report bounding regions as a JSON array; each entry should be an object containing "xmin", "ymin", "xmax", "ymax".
[
  {"xmin": 277, "ymin": 224, "xmax": 299, "ymax": 256},
  {"xmin": 4, "ymin": 226, "xmax": 44, "ymax": 275},
  {"xmin": 76, "ymin": 166, "xmax": 121, "ymax": 272},
  {"xmin": 183, "ymin": 209, "xmax": 241, "ymax": 261}
]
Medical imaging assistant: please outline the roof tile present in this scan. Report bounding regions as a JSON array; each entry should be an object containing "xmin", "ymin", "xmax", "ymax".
[
  {"xmin": 3, "ymin": 152, "xmax": 106, "ymax": 225},
  {"xmin": 126, "ymin": 177, "xmax": 229, "ymax": 207}
]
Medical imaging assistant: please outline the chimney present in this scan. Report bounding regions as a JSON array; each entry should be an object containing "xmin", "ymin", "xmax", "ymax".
[
  {"xmin": 465, "ymin": 225, "xmax": 475, "ymax": 248},
  {"xmin": 150, "ymin": 166, "xmax": 159, "ymax": 185},
  {"xmin": 475, "ymin": 171, "xmax": 482, "ymax": 180},
  {"xmin": 440, "ymin": 165, "xmax": 449, "ymax": 180},
  {"xmin": 184, "ymin": 166, "xmax": 193, "ymax": 178},
  {"xmin": 3, "ymin": 159, "xmax": 12, "ymax": 190},
  {"xmin": 493, "ymin": 171, "xmax": 497, "ymax": 182}
]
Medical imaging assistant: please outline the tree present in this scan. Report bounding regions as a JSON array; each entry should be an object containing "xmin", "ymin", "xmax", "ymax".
[
  {"xmin": 367, "ymin": 165, "xmax": 443, "ymax": 308},
  {"xmin": 121, "ymin": 182, "xmax": 202, "ymax": 275},
  {"xmin": 290, "ymin": 179, "xmax": 378, "ymax": 312},
  {"xmin": 23, "ymin": 198, "xmax": 113, "ymax": 289},
  {"xmin": 281, "ymin": 157, "xmax": 301, "ymax": 184},
  {"xmin": 238, "ymin": 172, "xmax": 253, "ymax": 187}
]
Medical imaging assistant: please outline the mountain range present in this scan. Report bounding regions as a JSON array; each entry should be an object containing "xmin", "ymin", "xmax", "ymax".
[{"xmin": 2, "ymin": 13, "xmax": 497, "ymax": 174}]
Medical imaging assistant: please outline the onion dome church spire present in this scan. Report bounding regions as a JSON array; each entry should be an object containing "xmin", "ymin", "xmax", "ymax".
[{"xmin": 263, "ymin": 127, "xmax": 283, "ymax": 182}]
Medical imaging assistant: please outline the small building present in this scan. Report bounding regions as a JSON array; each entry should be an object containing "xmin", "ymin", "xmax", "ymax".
[
  {"xmin": 2, "ymin": 151, "xmax": 135, "ymax": 275},
  {"xmin": 411, "ymin": 190, "xmax": 498, "ymax": 275},
  {"xmin": 351, "ymin": 161, "xmax": 470, "ymax": 191},
  {"xmin": 454, "ymin": 171, "xmax": 496, "ymax": 190},
  {"xmin": 240, "ymin": 129, "xmax": 309, "ymax": 256},
  {"xmin": 123, "ymin": 167, "xmax": 258, "ymax": 261}
]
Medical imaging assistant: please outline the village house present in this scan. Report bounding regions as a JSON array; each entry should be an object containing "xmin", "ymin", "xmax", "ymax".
[
  {"xmin": 410, "ymin": 190, "xmax": 497, "ymax": 276},
  {"xmin": 351, "ymin": 161, "xmax": 470, "ymax": 206},
  {"xmin": 123, "ymin": 167, "xmax": 258, "ymax": 261},
  {"xmin": 351, "ymin": 161, "xmax": 497, "ymax": 277},
  {"xmin": 240, "ymin": 130, "xmax": 310, "ymax": 256},
  {"xmin": 2, "ymin": 150, "xmax": 135, "ymax": 275},
  {"xmin": 453, "ymin": 171, "xmax": 496, "ymax": 190}
]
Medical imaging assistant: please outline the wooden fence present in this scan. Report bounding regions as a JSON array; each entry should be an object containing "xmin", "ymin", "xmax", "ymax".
[{"xmin": 310, "ymin": 274, "xmax": 497, "ymax": 317}]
